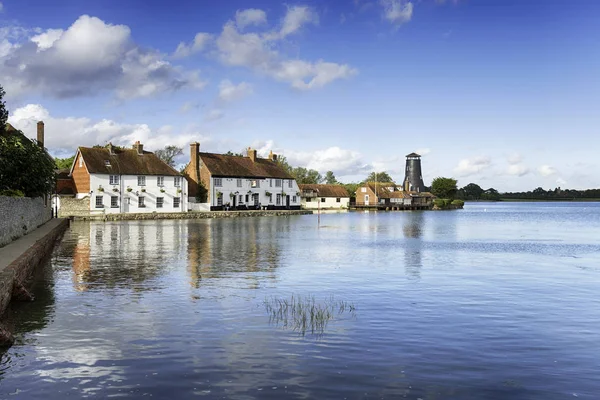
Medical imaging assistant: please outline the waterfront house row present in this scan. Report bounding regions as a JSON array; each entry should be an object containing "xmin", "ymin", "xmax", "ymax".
[
  {"xmin": 355, "ymin": 181, "xmax": 434, "ymax": 208},
  {"xmin": 184, "ymin": 143, "xmax": 301, "ymax": 211},
  {"xmin": 298, "ymin": 184, "xmax": 350, "ymax": 209}
]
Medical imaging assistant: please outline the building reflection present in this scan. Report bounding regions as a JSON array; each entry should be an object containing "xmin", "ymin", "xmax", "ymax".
[
  {"xmin": 187, "ymin": 218, "xmax": 282, "ymax": 289},
  {"xmin": 403, "ymin": 212, "xmax": 424, "ymax": 281}
]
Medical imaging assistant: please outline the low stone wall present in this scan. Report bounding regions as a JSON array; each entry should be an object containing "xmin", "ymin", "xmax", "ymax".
[
  {"xmin": 0, "ymin": 196, "xmax": 52, "ymax": 248},
  {"xmin": 0, "ymin": 219, "xmax": 69, "ymax": 317},
  {"xmin": 57, "ymin": 197, "xmax": 90, "ymax": 218},
  {"xmin": 73, "ymin": 209, "xmax": 312, "ymax": 221}
]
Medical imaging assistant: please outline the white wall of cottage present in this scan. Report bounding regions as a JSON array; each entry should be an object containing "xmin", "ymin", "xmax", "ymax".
[
  {"xmin": 301, "ymin": 196, "xmax": 350, "ymax": 209},
  {"xmin": 85, "ymin": 174, "xmax": 188, "ymax": 214},
  {"xmin": 208, "ymin": 177, "xmax": 300, "ymax": 207}
]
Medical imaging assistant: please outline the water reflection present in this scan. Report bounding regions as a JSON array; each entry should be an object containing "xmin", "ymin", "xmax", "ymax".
[{"xmin": 403, "ymin": 212, "xmax": 424, "ymax": 281}]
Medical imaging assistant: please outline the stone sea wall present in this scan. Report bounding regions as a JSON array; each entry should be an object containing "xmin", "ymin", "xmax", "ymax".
[{"xmin": 0, "ymin": 196, "xmax": 52, "ymax": 248}]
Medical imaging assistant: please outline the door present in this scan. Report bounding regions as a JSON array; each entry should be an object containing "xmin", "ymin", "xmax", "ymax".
[
  {"xmin": 124, "ymin": 197, "xmax": 130, "ymax": 213},
  {"xmin": 286, "ymin": 195, "xmax": 290, "ymax": 209},
  {"xmin": 253, "ymin": 193, "xmax": 259, "ymax": 207},
  {"xmin": 365, "ymin": 195, "xmax": 369, "ymax": 206}
]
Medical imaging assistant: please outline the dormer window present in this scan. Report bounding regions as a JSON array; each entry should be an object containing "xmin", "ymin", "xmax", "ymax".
[{"xmin": 104, "ymin": 160, "xmax": 111, "ymax": 166}]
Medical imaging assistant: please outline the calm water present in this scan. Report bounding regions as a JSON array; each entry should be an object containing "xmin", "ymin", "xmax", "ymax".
[{"xmin": 2, "ymin": 202, "xmax": 600, "ymax": 399}]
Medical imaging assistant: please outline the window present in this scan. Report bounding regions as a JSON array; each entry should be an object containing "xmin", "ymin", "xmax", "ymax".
[
  {"xmin": 275, "ymin": 179, "xmax": 282, "ymax": 187},
  {"xmin": 306, "ymin": 198, "xmax": 311, "ymax": 202},
  {"xmin": 215, "ymin": 178, "xmax": 222, "ymax": 187},
  {"xmin": 321, "ymin": 198, "xmax": 326, "ymax": 203},
  {"xmin": 237, "ymin": 179, "xmax": 242, "ymax": 187},
  {"xmin": 104, "ymin": 160, "xmax": 111, "ymax": 166},
  {"xmin": 276, "ymin": 194, "xmax": 282, "ymax": 205},
  {"xmin": 157, "ymin": 197, "xmax": 164, "ymax": 208},
  {"xmin": 245, "ymin": 194, "xmax": 249, "ymax": 203},
  {"xmin": 109, "ymin": 175, "xmax": 119, "ymax": 185},
  {"xmin": 288, "ymin": 179, "xmax": 293, "ymax": 188},
  {"xmin": 138, "ymin": 176, "xmax": 146, "ymax": 186},
  {"xmin": 95, "ymin": 196, "xmax": 103, "ymax": 208},
  {"xmin": 174, "ymin": 177, "xmax": 181, "ymax": 187},
  {"xmin": 292, "ymin": 196, "xmax": 297, "ymax": 203},
  {"xmin": 251, "ymin": 180, "xmax": 259, "ymax": 188},
  {"xmin": 270, "ymin": 179, "xmax": 272, "ymax": 187},
  {"xmin": 111, "ymin": 196, "xmax": 118, "ymax": 208},
  {"xmin": 79, "ymin": 157, "xmax": 83, "ymax": 167},
  {"xmin": 239, "ymin": 195, "xmax": 243, "ymax": 203},
  {"xmin": 361, "ymin": 188, "xmax": 367, "ymax": 193},
  {"xmin": 336, "ymin": 198, "xmax": 341, "ymax": 203},
  {"xmin": 174, "ymin": 197, "xmax": 180, "ymax": 208},
  {"xmin": 138, "ymin": 196, "xmax": 145, "ymax": 208},
  {"xmin": 217, "ymin": 195, "xmax": 223, "ymax": 206},
  {"xmin": 157, "ymin": 176, "xmax": 164, "ymax": 186}
]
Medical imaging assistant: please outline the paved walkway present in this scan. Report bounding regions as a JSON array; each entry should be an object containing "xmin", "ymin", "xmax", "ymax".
[{"xmin": 0, "ymin": 219, "xmax": 67, "ymax": 272}]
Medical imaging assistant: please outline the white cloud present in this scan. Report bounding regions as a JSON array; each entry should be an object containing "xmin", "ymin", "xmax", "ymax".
[
  {"xmin": 235, "ymin": 9, "xmax": 268, "ymax": 30},
  {"xmin": 506, "ymin": 164, "xmax": 530, "ymax": 177},
  {"xmin": 179, "ymin": 101, "xmax": 198, "ymax": 114},
  {"xmin": 0, "ymin": 2, "xmax": 3, "ymax": 12},
  {"xmin": 507, "ymin": 153, "xmax": 523, "ymax": 165},
  {"xmin": 205, "ymin": 109, "xmax": 224, "ymax": 121},
  {"xmin": 556, "ymin": 178, "xmax": 567, "ymax": 186},
  {"xmin": 279, "ymin": 6, "xmax": 318, "ymax": 38},
  {"xmin": 454, "ymin": 156, "xmax": 491, "ymax": 177},
  {"xmin": 0, "ymin": 15, "xmax": 205, "ymax": 100},
  {"xmin": 173, "ymin": 32, "xmax": 212, "ymax": 58},
  {"xmin": 414, "ymin": 148, "xmax": 431, "ymax": 156},
  {"xmin": 218, "ymin": 80, "xmax": 253, "ymax": 102},
  {"xmin": 538, "ymin": 165, "xmax": 557, "ymax": 177},
  {"xmin": 7, "ymin": 103, "xmax": 209, "ymax": 155},
  {"xmin": 380, "ymin": 0, "xmax": 414, "ymax": 26}
]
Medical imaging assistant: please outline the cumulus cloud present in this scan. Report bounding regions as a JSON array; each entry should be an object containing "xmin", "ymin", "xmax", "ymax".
[
  {"xmin": 235, "ymin": 9, "xmax": 268, "ymax": 29},
  {"xmin": 538, "ymin": 165, "xmax": 557, "ymax": 177},
  {"xmin": 205, "ymin": 109, "xmax": 225, "ymax": 121},
  {"xmin": 380, "ymin": 0, "xmax": 414, "ymax": 27},
  {"xmin": 0, "ymin": 2, "xmax": 3, "ymax": 12},
  {"xmin": 0, "ymin": 15, "xmax": 205, "ymax": 100},
  {"xmin": 414, "ymin": 148, "xmax": 431, "ymax": 156},
  {"xmin": 454, "ymin": 156, "xmax": 491, "ymax": 177},
  {"xmin": 7, "ymin": 103, "xmax": 209, "ymax": 155},
  {"xmin": 507, "ymin": 164, "xmax": 530, "ymax": 177},
  {"xmin": 218, "ymin": 80, "xmax": 253, "ymax": 102},
  {"xmin": 507, "ymin": 153, "xmax": 523, "ymax": 165},
  {"xmin": 173, "ymin": 32, "xmax": 212, "ymax": 58},
  {"xmin": 178, "ymin": 7, "xmax": 356, "ymax": 90}
]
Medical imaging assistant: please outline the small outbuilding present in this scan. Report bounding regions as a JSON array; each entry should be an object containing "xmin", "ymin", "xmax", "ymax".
[{"xmin": 299, "ymin": 184, "xmax": 350, "ymax": 210}]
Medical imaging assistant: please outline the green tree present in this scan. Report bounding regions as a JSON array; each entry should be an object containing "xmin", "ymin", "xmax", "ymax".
[
  {"xmin": 155, "ymin": 145, "xmax": 183, "ymax": 167},
  {"xmin": 341, "ymin": 182, "xmax": 360, "ymax": 197},
  {"xmin": 276, "ymin": 156, "xmax": 322, "ymax": 184},
  {"xmin": 55, "ymin": 155, "xmax": 75, "ymax": 170},
  {"xmin": 364, "ymin": 171, "xmax": 394, "ymax": 183},
  {"xmin": 431, "ymin": 177, "xmax": 458, "ymax": 199},
  {"xmin": 324, "ymin": 171, "xmax": 337, "ymax": 184},
  {"xmin": 481, "ymin": 188, "xmax": 500, "ymax": 201},
  {"xmin": 0, "ymin": 86, "xmax": 7, "ymax": 135},
  {"xmin": 225, "ymin": 150, "xmax": 245, "ymax": 157},
  {"xmin": 462, "ymin": 183, "xmax": 484, "ymax": 200}
]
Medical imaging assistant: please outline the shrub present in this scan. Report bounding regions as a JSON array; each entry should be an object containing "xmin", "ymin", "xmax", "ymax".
[
  {"xmin": 443, "ymin": 198, "xmax": 453, "ymax": 206},
  {"xmin": 0, "ymin": 189, "xmax": 25, "ymax": 197},
  {"xmin": 451, "ymin": 199, "xmax": 465, "ymax": 207},
  {"xmin": 433, "ymin": 199, "xmax": 446, "ymax": 207}
]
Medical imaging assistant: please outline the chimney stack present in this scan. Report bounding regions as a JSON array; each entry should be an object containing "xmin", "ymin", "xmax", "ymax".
[
  {"xmin": 190, "ymin": 142, "xmax": 200, "ymax": 172},
  {"xmin": 268, "ymin": 150, "xmax": 277, "ymax": 162},
  {"xmin": 36, "ymin": 121, "xmax": 44, "ymax": 148},
  {"xmin": 134, "ymin": 141, "xmax": 144, "ymax": 155},
  {"xmin": 247, "ymin": 147, "xmax": 257, "ymax": 163}
]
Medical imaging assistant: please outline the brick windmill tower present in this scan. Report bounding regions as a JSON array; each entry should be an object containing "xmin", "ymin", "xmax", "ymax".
[{"xmin": 403, "ymin": 152, "xmax": 426, "ymax": 193}]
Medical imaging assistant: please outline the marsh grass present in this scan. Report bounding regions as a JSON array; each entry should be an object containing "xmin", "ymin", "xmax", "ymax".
[{"xmin": 263, "ymin": 294, "xmax": 356, "ymax": 336}]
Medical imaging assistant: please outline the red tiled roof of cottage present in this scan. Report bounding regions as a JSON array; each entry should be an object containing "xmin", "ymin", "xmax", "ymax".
[
  {"xmin": 299, "ymin": 184, "xmax": 349, "ymax": 198},
  {"xmin": 199, "ymin": 152, "xmax": 294, "ymax": 179},
  {"xmin": 78, "ymin": 147, "xmax": 181, "ymax": 176}
]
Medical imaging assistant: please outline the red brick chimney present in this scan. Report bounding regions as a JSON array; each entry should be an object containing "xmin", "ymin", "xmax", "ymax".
[
  {"xmin": 247, "ymin": 147, "xmax": 257, "ymax": 163},
  {"xmin": 190, "ymin": 142, "xmax": 200, "ymax": 173},
  {"xmin": 37, "ymin": 121, "xmax": 44, "ymax": 148}
]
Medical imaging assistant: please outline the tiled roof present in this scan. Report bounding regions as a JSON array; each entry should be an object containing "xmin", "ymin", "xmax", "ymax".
[
  {"xmin": 78, "ymin": 147, "xmax": 181, "ymax": 176},
  {"xmin": 299, "ymin": 184, "xmax": 349, "ymax": 198},
  {"xmin": 387, "ymin": 191, "xmax": 412, "ymax": 199},
  {"xmin": 199, "ymin": 152, "xmax": 294, "ymax": 179}
]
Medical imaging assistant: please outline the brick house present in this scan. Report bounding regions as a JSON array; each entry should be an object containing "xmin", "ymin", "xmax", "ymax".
[
  {"xmin": 355, "ymin": 182, "xmax": 434, "ymax": 207},
  {"xmin": 184, "ymin": 143, "xmax": 300, "ymax": 211},
  {"xmin": 69, "ymin": 142, "xmax": 188, "ymax": 214}
]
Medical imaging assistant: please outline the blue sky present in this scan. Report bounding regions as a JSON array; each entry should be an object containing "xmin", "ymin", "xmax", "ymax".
[{"xmin": 1, "ymin": 0, "xmax": 599, "ymax": 191}]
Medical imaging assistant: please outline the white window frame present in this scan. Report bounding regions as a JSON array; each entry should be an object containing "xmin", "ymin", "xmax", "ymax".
[
  {"xmin": 138, "ymin": 176, "xmax": 146, "ymax": 186},
  {"xmin": 237, "ymin": 179, "xmax": 242, "ymax": 187},
  {"xmin": 109, "ymin": 175, "xmax": 119, "ymax": 185},
  {"xmin": 157, "ymin": 176, "xmax": 164, "ymax": 187},
  {"xmin": 173, "ymin": 197, "xmax": 180, "ymax": 208},
  {"xmin": 174, "ymin": 177, "xmax": 181, "ymax": 187},
  {"xmin": 95, "ymin": 196, "xmax": 103, "ymax": 208},
  {"xmin": 214, "ymin": 178, "xmax": 223, "ymax": 187},
  {"xmin": 156, "ymin": 197, "xmax": 164, "ymax": 208},
  {"xmin": 111, "ymin": 196, "xmax": 118, "ymax": 208},
  {"xmin": 275, "ymin": 179, "xmax": 282, "ymax": 187},
  {"xmin": 276, "ymin": 193, "xmax": 282, "ymax": 205},
  {"xmin": 292, "ymin": 195, "xmax": 297, "ymax": 203},
  {"xmin": 288, "ymin": 179, "xmax": 293, "ymax": 188},
  {"xmin": 251, "ymin": 180, "xmax": 260, "ymax": 188},
  {"xmin": 138, "ymin": 196, "xmax": 145, "ymax": 208}
]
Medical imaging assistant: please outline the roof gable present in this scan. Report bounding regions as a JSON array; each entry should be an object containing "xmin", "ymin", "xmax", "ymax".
[
  {"xmin": 199, "ymin": 152, "xmax": 294, "ymax": 179},
  {"xmin": 78, "ymin": 147, "xmax": 181, "ymax": 176}
]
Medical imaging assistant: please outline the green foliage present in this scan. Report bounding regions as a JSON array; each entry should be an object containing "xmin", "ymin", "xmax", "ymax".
[
  {"xmin": 481, "ymin": 188, "xmax": 501, "ymax": 201},
  {"xmin": 276, "ymin": 156, "xmax": 322, "ymax": 184},
  {"xmin": 225, "ymin": 150, "xmax": 245, "ymax": 157},
  {"xmin": 324, "ymin": 171, "xmax": 337, "ymax": 185},
  {"xmin": 0, "ymin": 189, "xmax": 25, "ymax": 197},
  {"xmin": 501, "ymin": 187, "xmax": 600, "ymax": 201},
  {"xmin": 155, "ymin": 145, "xmax": 183, "ymax": 167},
  {"xmin": 341, "ymin": 182, "xmax": 360, "ymax": 197},
  {"xmin": 0, "ymin": 135, "xmax": 56, "ymax": 197},
  {"xmin": 451, "ymin": 199, "xmax": 465, "ymax": 207},
  {"xmin": 0, "ymin": 86, "xmax": 8, "ymax": 135},
  {"xmin": 196, "ymin": 181, "xmax": 208, "ymax": 203},
  {"xmin": 433, "ymin": 199, "xmax": 445, "ymax": 207},
  {"xmin": 364, "ymin": 171, "xmax": 394, "ymax": 183},
  {"xmin": 431, "ymin": 177, "xmax": 458, "ymax": 199},
  {"xmin": 55, "ymin": 155, "xmax": 75, "ymax": 170},
  {"xmin": 461, "ymin": 183, "xmax": 484, "ymax": 200}
]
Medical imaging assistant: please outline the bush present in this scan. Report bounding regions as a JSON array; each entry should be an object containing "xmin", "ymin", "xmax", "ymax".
[
  {"xmin": 0, "ymin": 189, "xmax": 25, "ymax": 197},
  {"xmin": 451, "ymin": 199, "xmax": 465, "ymax": 207},
  {"xmin": 433, "ymin": 199, "xmax": 446, "ymax": 207},
  {"xmin": 443, "ymin": 198, "xmax": 453, "ymax": 206}
]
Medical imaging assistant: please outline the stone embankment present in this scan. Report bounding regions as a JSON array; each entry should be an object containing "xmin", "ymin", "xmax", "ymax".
[
  {"xmin": 0, "ymin": 219, "xmax": 69, "ymax": 346},
  {"xmin": 72, "ymin": 210, "xmax": 312, "ymax": 221}
]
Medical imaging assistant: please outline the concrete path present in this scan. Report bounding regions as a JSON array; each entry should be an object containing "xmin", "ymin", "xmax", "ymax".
[{"xmin": 0, "ymin": 219, "xmax": 67, "ymax": 273}]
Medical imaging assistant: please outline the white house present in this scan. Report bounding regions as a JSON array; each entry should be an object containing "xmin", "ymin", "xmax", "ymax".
[
  {"xmin": 298, "ymin": 184, "xmax": 350, "ymax": 210},
  {"xmin": 69, "ymin": 142, "xmax": 188, "ymax": 214},
  {"xmin": 184, "ymin": 144, "xmax": 301, "ymax": 211}
]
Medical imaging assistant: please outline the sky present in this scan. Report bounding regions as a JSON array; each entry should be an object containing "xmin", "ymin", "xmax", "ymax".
[{"xmin": 1, "ymin": 0, "xmax": 599, "ymax": 191}]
